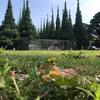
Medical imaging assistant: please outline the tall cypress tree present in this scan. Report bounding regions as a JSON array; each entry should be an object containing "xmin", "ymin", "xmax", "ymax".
[
  {"xmin": 74, "ymin": 0, "xmax": 85, "ymax": 49},
  {"xmin": 17, "ymin": 9, "xmax": 22, "ymax": 32},
  {"xmin": 42, "ymin": 19, "xmax": 46, "ymax": 39},
  {"xmin": 18, "ymin": 0, "xmax": 36, "ymax": 49},
  {"xmin": 50, "ymin": 8, "xmax": 55, "ymax": 39},
  {"xmin": 22, "ymin": 0, "xmax": 36, "ymax": 38},
  {"xmin": 43, "ymin": 20, "xmax": 46, "ymax": 33},
  {"xmin": 40, "ymin": 20, "xmax": 43, "ymax": 34},
  {"xmin": 39, "ymin": 19, "xmax": 43, "ymax": 38},
  {"xmin": 69, "ymin": 10, "xmax": 72, "ymax": 25},
  {"xmin": 45, "ymin": 15, "xmax": 50, "ymax": 39},
  {"xmin": 22, "ymin": 0, "xmax": 26, "ymax": 21},
  {"xmin": 0, "ymin": 0, "xmax": 18, "ymax": 49},
  {"xmin": 61, "ymin": 1, "xmax": 71, "ymax": 40},
  {"xmin": 68, "ymin": 10, "xmax": 74, "ymax": 41},
  {"xmin": 56, "ymin": 6, "xmax": 60, "ymax": 39},
  {"xmin": 2, "ymin": 0, "xmax": 16, "ymax": 29},
  {"xmin": 18, "ymin": 1, "xmax": 25, "ymax": 30}
]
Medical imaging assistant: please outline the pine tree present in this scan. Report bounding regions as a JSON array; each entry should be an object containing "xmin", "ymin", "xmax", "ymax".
[
  {"xmin": 18, "ymin": 0, "xmax": 36, "ymax": 49},
  {"xmin": 0, "ymin": 0, "xmax": 18, "ymax": 49},
  {"xmin": 74, "ymin": 0, "xmax": 85, "ymax": 49},
  {"xmin": 61, "ymin": 1, "xmax": 71, "ymax": 40},
  {"xmin": 56, "ymin": 6, "xmax": 60, "ymax": 39}
]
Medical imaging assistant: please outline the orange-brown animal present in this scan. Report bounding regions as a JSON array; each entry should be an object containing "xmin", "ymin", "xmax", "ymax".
[{"xmin": 38, "ymin": 63, "xmax": 79, "ymax": 81}]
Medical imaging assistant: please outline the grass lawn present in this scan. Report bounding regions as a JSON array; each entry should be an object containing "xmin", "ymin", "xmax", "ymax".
[
  {"xmin": 0, "ymin": 50, "xmax": 100, "ymax": 99},
  {"xmin": 4, "ymin": 50, "xmax": 100, "ymax": 76}
]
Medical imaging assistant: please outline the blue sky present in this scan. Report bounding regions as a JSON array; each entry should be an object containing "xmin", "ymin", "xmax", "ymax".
[{"xmin": 0, "ymin": 0, "xmax": 100, "ymax": 28}]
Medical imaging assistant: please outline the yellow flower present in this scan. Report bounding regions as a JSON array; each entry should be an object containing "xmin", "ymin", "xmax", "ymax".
[{"xmin": 49, "ymin": 70, "xmax": 60, "ymax": 77}]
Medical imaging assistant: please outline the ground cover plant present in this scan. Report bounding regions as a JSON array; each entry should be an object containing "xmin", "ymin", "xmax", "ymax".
[{"xmin": 0, "ymin": 49, "xmax": 100, "ymax": 100}]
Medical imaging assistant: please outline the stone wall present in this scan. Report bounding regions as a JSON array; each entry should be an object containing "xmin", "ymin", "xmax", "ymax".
[{"xmin": 28, "ymin": 39, "xmax": 76, "ymax": 50}]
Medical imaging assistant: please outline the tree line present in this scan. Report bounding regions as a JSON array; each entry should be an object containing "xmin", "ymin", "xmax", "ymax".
[
  {"xmin": 0, "ymin": 0, "xmax": 100, "ymax": 50},
  {"xmin": 39, "ymin": 1, "xmax": 86, "ymax": 49}
]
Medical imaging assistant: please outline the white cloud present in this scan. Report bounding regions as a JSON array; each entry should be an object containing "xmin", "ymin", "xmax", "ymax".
[{"xmin": 82, "ymin": 0, "xmax": 100, "ymax": 23}]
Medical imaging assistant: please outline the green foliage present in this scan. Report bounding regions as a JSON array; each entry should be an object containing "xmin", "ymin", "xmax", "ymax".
[
  {"xmin": 74, "ymin": 0, "xmax": 87, "ymax": 49},
  {"xmin": 40, "ymin": 2, "xmax": 74, "ymax": 41},
  {"xmin": 89, "ymin": 12, "xmax": 100, "ymax": 36},
  {"xmin": 0, "ymin": 0, "xmax": 18, "ymax": 49},
  {"xmin": 49, "ymin": 8, "xmax": 55, "ymax": 39},
  {"xmin": 68, "ymin": 10, "xmax": 74, "ymax": 41},
  {"xmin": 89, "ymin": 12, "xmax": 100, "ymax": 47},
  {"xmin": 0, "ymin": 49, "xmax": 15, "ymax": 99},
  {"xmin": 56, "ymin": 6, "xmax": 61, "ymax": 39},
  {"xmin": 88, "ymin": 83, "xmax": 100, "ymax": 100},
  {"xmin": 0, "ymin": 28, "xmax": 18, "ymax": 49},
  {"xmin": 17, "ymin": 0, "xmax": 37, "ymax": 50},
  {"xmin": 60, "ymin": 1, "xmax": 74, "ymax": 41},
  {"xmin": 61, "ymin": 1, "xmax": 69, "ymax": 40},
  {"xmin": 39, "ymin": 20, "xmax": 46, "ymax": 39},
  {"xmin": 45, "ymin": 16, "xmax": 50, "ymax": 39},
  {"xmin": 2, "ymin": 0, "xmax": 16, "ymax": 29}
]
